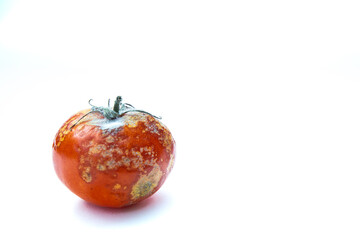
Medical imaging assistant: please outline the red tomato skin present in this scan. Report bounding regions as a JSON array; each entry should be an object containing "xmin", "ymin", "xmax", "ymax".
[{"xmin": 52, "ymin": 110, "xmax": 175, "ymax": 208}]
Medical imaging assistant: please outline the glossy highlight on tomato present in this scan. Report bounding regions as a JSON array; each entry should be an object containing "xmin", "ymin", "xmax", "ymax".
[{"xmin": 52, "ymin": 97, "xmax": 176, "ymax": 208}]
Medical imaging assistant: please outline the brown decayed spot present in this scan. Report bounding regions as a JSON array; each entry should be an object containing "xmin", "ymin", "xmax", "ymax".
[{"xmin": 130, "ymin": 164, "xmax": 163, "ymax": 201}]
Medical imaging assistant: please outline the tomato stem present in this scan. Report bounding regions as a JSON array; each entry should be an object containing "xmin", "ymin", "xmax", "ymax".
[
  {"xmin": 70, "ymin": 96, "xmax": 162, "ymax": 131},
  {"xmin": 113, "ymin": 96, "xmax": 122, "ymax": 113}
]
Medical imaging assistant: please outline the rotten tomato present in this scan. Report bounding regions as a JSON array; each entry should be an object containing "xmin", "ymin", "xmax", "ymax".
[{"xmin": 52, "ymin": 96, "xmax": 175, "ymax": 208}]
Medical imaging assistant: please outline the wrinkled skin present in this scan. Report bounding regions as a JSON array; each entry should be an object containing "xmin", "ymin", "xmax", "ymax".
[{"xmin": 53, "ymin": 109, "xmax": 175, "ymax": 208}]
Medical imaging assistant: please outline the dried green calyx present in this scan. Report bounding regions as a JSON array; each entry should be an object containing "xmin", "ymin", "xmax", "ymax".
[{"xmin": 70, "ymin": 96, "xmax": 161, "ymax": 130}]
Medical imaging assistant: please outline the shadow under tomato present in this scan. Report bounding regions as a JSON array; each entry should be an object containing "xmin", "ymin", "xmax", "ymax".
[{"xmin": 73, "ymin": 192, "xmax": 172, "ymax": 227}]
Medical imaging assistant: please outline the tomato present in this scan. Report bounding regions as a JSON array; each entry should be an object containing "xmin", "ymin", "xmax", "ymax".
[{"xmin": 52, "ymin": 97, "xmax": 176, "ymax": 208}]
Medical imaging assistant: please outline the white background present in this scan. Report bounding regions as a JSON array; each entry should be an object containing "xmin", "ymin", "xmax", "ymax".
[{"xmin": 0, "ymin": 0, "xmax": 360, "ymax": 239}]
